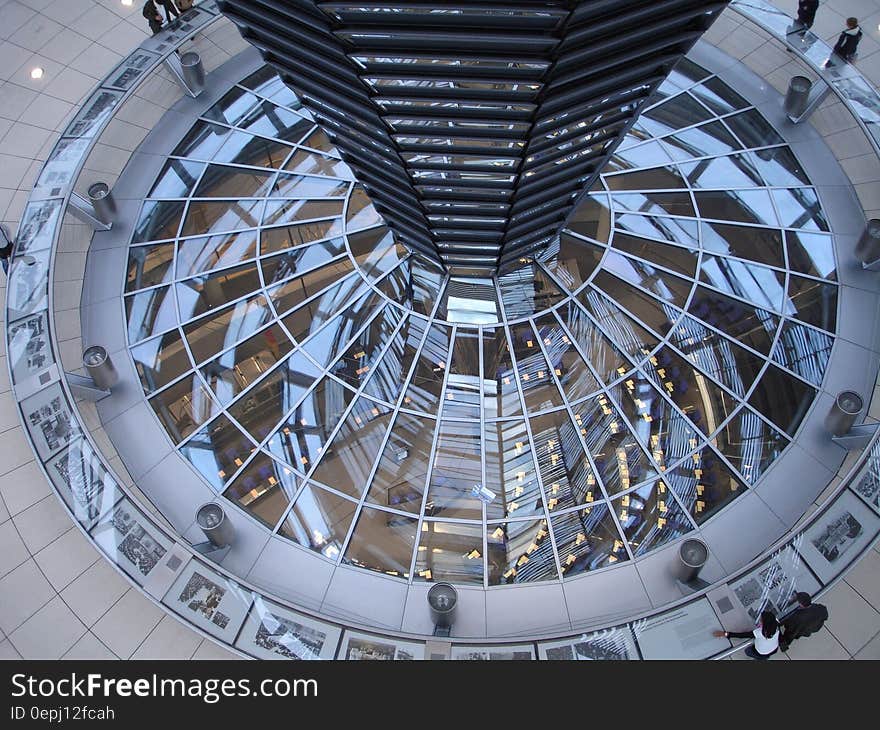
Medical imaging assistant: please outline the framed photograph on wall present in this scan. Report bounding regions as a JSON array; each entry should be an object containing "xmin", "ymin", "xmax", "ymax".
[
  {"xmin": 798, "ymin": 490, "xmax": 880, "ymax": 583},
  {"xmin": 48, "ymin": 438, "xmax": 122, "ymax": 530},
  {"xmin": 339, "ymin": 631, "xmax": 425, "ymax": 660},
  {"xmin": 538, "ymin": 625, "xmax": 639, "ymax": 660},
  {"xmin": 21, "ymin": 383, "xmax": 81, "ymax": 461},
  {"xmin": 90, "ymin": 497, "xmax": 173, "ymax": 583},
  {"xmin": 449, "ymin": 644, "xmax": 535, "ymax": 660},
  {"xmin": 164, "ymin": 561, "xmax": 254, "ymax": 644},
  {"xmin": 235, "ymin": 596, "xmax": 341, "ymax": 660}
]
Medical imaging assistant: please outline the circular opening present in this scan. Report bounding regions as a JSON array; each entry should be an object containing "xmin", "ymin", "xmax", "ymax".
[
  {"xmin": 790, "ymin": 76, "xmax": 811, "ymax": 92},
  {"xmin": 679, "ymin": 539, "xmax": 708, "ymax": 568},
  {"xmin": 180, "ymin": 52, "xmax": 201, "ymax": 66},
  {"xmin": 836, "ymin": 390, "xmax": 863, "ymax": 416},
  {"xmin": 427, "ymin": 583, "xmax": 458, "ymax": 612},
  {"xmin": 82, "ymin": 345, "xmax": 107, "ymax": 367},
  {"xmin": 197, "ymin": 503, "xmax": 226, "ymax": 529},
  {"xmin": 88, "ymin": 182, "xmax": 109, "ymax": 200}
]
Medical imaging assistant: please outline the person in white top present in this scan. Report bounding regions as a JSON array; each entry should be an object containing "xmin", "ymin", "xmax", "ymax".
[{"xmin": 713, "ymin": 610, "xmax": 780, "ymax": 660}]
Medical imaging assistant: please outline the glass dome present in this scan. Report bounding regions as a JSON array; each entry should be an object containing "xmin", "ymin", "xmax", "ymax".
[{"xmin": 124, "ymin": 60, "xmax": 837, "ymax": 588}]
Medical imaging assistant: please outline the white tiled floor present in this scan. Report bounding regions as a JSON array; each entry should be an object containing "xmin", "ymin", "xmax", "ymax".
[{"xmin": 0, "ymin": 0, "xmax": 877, "ymax": 662}]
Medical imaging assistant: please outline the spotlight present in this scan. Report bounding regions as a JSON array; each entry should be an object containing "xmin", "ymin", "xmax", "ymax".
[{"xmin": 30, "ymin": 67, "xmax": 44, "ymax": 80}]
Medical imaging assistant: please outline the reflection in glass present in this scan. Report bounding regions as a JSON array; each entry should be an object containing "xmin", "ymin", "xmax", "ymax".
[
  {"xmin": 343, "ymin": 507, "xmax": 417, "ymax": 578},
  {"xmin": 614, "ymin": 480, "xmax": 693, "ymax": 556},
  {"xmin": 366, "ymin": 411, "xmax": 435, "ymax": 513},
  {"xmin": 280, "ymin": 484, "xmax": 357, "ymax": 560},
  {"xmin": 486, "ymin": 518, "xmax": 557, "ymax": 584},
  {"xmin": 666, "ymin": 446, "xmax": 746, "ymax": 524},
  {"xmin": 224, "ymin": 452, "xmax": 299, "ymax": 528},
  {"xmin": 427, "ymin": 420, "xmax": 483, "ymax": 520},
  {"xmin": 551, "ymin": 504, "xmax": 629, "ymax": 576},
  {"xmin": 149, "ymin": 374, "xmax": 219, "ymax": 442},
  {"xmin": 180, "ymin": 414, "xmax": 256, "ymax": 491},
  {"xmin": 415, "ymin": 521, "xmax": 484, "ymax": 584}
]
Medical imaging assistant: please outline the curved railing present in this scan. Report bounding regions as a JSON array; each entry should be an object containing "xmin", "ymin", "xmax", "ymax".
[{"xmin": 4, "ymin": 0, "xmax": 880, "ymax": 660}]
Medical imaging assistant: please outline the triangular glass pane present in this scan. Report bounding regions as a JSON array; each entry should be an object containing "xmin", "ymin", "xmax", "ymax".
[
  {"xmin": 223, "ymin": 452, "xmax": 299, "ymax": 528},
  {"xmin": 484, "ymin": 419, "xmax": 543, "ymax": 521},
  {"xmin": 310, "ymin": 397, "xmax": 393, "ymax": 499},
  {"xmin": 486, "ymin": 518, "xmax": 558, "ymax": 585},
  {"xmin": 551, "ymin": 503, "xmax": 629, "ymax": 576},
  {"xmin": 279, "ymin": 484, "xmax": 357, "ymax": 561},
  {"xmin": 180, "ymin": 414, "xmax": 256, "ymax": 491},
  {"xmin": 748, "ymin": 362, "xmax": 817, "ymax": 437}
]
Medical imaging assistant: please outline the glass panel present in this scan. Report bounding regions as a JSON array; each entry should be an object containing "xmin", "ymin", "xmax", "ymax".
[
  {"xmin": 177, "ymin": 230, "xmax": 259, "ymax": 278},
  {"xmin": 177, "ymin": 263, "xmax": 262, "ymax": 320},
  {"xmin": 724, "ymin": 109, "xmax": 783, "ymax": 148},
  {"xmin": 669, "ymin": 314, "xmax": 764, "ymax": 397},
  {"xmin": 572, "ymin": 396, "xmax": 658, "ymax": 496},
  {"xmin": 709, "ymin": 406, "xmax": 788, "ymax": 485},
  {"xmin": 485, "ymin": 419, "xmax": 543, "ymax": 521},
  {"xmin": 552, "ymin": 503, "xmax": 629, "ymax": 576},
  {"xmin": 261, "ymin": 219, "xmax": 344, "ymax": 254},
  {"xmin": 562, "ymin": 299, "xmax": 633, "ymax": 383},
  {"xmin": 279, "ymin": 484, "xmax": 357, "ymax": 561},
  {"xmin": 149, "ymin": 374, "xmax": 219, "ymax": 442},
  {"xmin": 263, "ymin": 199, "xmax": 344, "ymax": 227},
  {"xmin": 747, "ymin": 363, "xmax": 817, "ymax": 437},
  {"xmin": 609, "ymin": 372, "xmax": 702, "ymax": 470},
  {"xmin": 681, "ymin": 153, "xmax": 764, "ymax": 188},
  {"xmin": 786, "ymin": 231, "xmax": 836, "ymax": 280},
  {"xmin": 132, "ymin": 200, "xmax": 185, "ymax": 243},
  {"xmin": 785, "ymin": 275, "xmax": 837, "ymax": 332},
  {"xmin": 125, "ymin": 286, "xmax": 176, "ymax": 343},
  {"xmin": 509, "ymin": 322, "xmax": 564, "ymax": 412},
  {"xmin": 147, "ymin": 160, "xmax": 205, "ymax": 198},
  {"xmin": 482, "ymin": 327, "xmax": 523, "ymax": 420},
  {"xmin": 180, "ymin": 414, "xmax": 256, "ymax": 491},
  {"xmin": 564, "ymin": 193, "xmax": 612, "ymax": 243},
  {"xmin": 534, "ymin": 313, "xmax": 600, "ymax": 401},
  {"xmin": 126, "ymin": 243, "xmax": 175, "ymax": 292},
  {"xmin": 182, "ymin": 199, "xmax": 265, "ymax": 237},
  {"xmin": 223, "ymin": 452, "xmax": 299, "ymax": 528},
  {"xmin": 688, "ymin": 286, "xmax": 779, "ymax": 355},
  {"xmin": 661, "ymin": 120, "xmax": 741, "ymax": 160},
  {"xmin": 426, "ymin": 420, "xmax": 483, "ymax": 520},
  {"xmin": 498, "ymin": 265, "xmax": 567, "ymax": 320},
  {"xmin": 367, "ymin": 412, "xmax": 435, "ymax": 513},
  {"xmin": 183, "ymin": 294, "xmax": 272, "ymax": 364},
  {"xmin": 130, "ymin": 330, "xmax": 189, "ymax": 393},
  {"xmin": 572, "ymin": 288, "xmax": 664, "ymax": 362},
  {"xmin": 529, "ymin": 409, "xmax": 597, "ymax": 512},
  {"xmin": 402, "ymin": 323, "xmax": 451, "ymax": 413},
  {"xmin": 310, "ymin": 398, "xmax": 392, "ymax": 499},
  {"xmin": 772, "ymin": 188, "xmax": 828, "ymax": 231},
  {"xmin": 694, "ymin": 189, "xmax": 777, "ymax": 226},
  {"xmin": 444, "ymin": 328, "xmax": 481, "ymax": 417},
  {"xmin": 415, "ymin": 521, "xmax": 484, "ymax": 585},
  {"xmin": 614, "ymin": 480, "xmax": 693, "ymax": 557},
  {"xmin": 193, "ymin": 164, "xmax": 274, "ymax": 198},
  {"xmin": 771, "ymin": 320, "xmax": 833, "ymax": 387},
  {"xmin": 343, "ymin": 507, "xmax": 418, "ymax": 579},
  {"xmin": 667, "ymin": 446, "xmax": 747, "ymax": 524},
  {"xmin": 273, "ymin": 173, "xmax": 349, "ymax": 198},
  {"xmin": 284, "ymin": 148, "xmax": 353, "ymax": 178},
  {"xmin": 265, "ymin": 376, "xmax": 356, "ymax": 474},
  {"xmin": 227, "ymin": 366, "xmax": 316, "ymax": 444},
  {"xmin": 699, "ymin": 255, "xmax": 786, "ymax": 313},
  {"xmin": 611, "ymin": 233, "xmax": 698, "ymax": 277},
  {"xmin": 486, "ymin": 518, "xmax": 557, "ymax": 585},
  {"xmin": 365, "ymin": 315, "xmax": 427, "ymax": 405},
  {"xmin": 701, "ymin": 222, "xmax": 785, "ymax": 269}
]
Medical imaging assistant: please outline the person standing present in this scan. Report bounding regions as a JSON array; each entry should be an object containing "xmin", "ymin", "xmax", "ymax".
[
  {"xmin": 779, "ymin": 592, "xmax": 829, "ymax": 651},
  {"xmin": 832, "ymin": 17, "xmax": 863, "ymax": 62},
  {"xmin": 713, "ymin": 610, "xmax": 781, "ymax": 660},
  {"xmin": 142, "ymin": 0, "xmax": 164, "ymax": 35},
  {"xmin": 157, "ymin": 0, "xmax": 181, "ymax": 24},
  {"xmin": 0, "ymin": 224, "xmax": 13, "ymax": 275},
  {"xmin": 797, "ymin": 0, "xmax": 819, "ymax": 30}
]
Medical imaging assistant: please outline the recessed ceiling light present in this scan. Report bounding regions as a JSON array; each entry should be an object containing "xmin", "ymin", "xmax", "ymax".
[
  {"xmin": 30, "ymin": 67, "xmax": 44, "ymax": 80},
  {"xmin": 121, "ymin": 0, "xmax": 133, "ymax": 6}
]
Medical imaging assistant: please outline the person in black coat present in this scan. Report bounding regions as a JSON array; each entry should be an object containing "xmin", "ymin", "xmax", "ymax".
[
  {"xmin": 157, "ymin": 0, "xmax": 181, "ymax": 23},
  {"xmin": 797, "ymin": 0, "xmax": 819, "ymax": 29},
  {"xmin": 142, "ymin": 1, "xmax": 164, "ymax": 35},
  {"xmin": 832, "ymin": 17, "xmax": 863, "ymax": 61},
  {"xmin": 779, "ymin": 592, "xmax": 829, "ymax": 651},
  {"xmin": 0, "ymin": 224, "xmax": 13, "ymax": 275}
]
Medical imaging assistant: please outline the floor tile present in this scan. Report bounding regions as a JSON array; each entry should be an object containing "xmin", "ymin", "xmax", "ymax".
[
  {"xmin": 62, "ymin": 631, "xmax": 118, "ymax": 660},
  {"xmin": 12, "ymin": 495, "xmax": 74, "ymax": 554},
  {"xmin": 60, "ymin": 558, "xmax": 129, "ymax": 627},
  {"xmin": 92, "ymin": 588, "xmax": 164, "ymax": 659},
  {"xmin": 784, "ymin": 626, "xmax": 851, "ymax": 659},
  {"xmin": 130, "ymin": 614, "xmax": 202, "ymax": 660},
  {"xmin": 8, "ymin": 596, "xmax": 86, "ymax": 659},
  {"xmin": 823, "ymin": 581, "xmax": 880, "ymax": 655},
  {"xmin": 0, "ymin": 559, "xmax": 55, "ymax": 635},
  {"xmin": 33, "ymin": 527, "xmax": 99, "ymax": 591},
  {"xmin": 0, "ymin": 519, "xmax": 28, "ymax": 579}
]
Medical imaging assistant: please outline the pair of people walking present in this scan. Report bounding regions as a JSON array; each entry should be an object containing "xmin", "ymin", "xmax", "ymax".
[
  {"xmin": 143, "ymin": 0, "xmax": 194, "ymax": 36},
  {"xmin": 713, "ymin": 593, "xmax": 829, "ymax": 660},
  {"xmin": 792, "ymin": 3, "xmax": 863, "ymax": 64}
]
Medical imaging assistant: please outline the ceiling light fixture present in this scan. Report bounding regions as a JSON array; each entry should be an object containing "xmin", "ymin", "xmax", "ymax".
[{"xmin": 30, "ymin": 67, "xmax": 44, "ymax": 80}]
